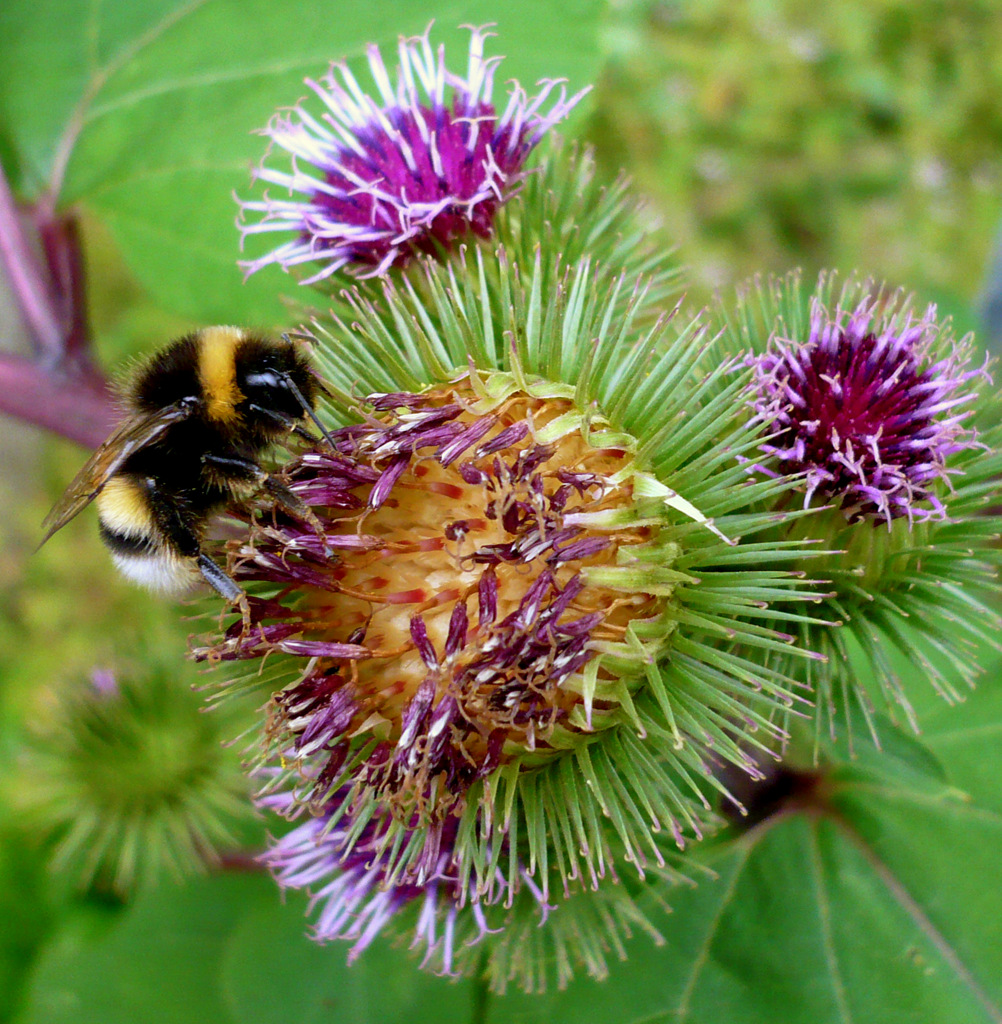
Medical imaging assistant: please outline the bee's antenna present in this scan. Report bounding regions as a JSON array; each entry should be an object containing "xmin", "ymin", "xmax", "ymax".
[{"xmin": 284, "ymin": 375, "xmax": 338, "ymax": 450}]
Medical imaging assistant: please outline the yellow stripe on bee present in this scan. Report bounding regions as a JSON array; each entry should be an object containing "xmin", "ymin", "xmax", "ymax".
[
  {"xmin": 197, "ymin": 326, "xmax": 245, "ymax": 422},
  {"xmin": 96, "ymin": 476, "xmax": 155, "ymax": 538}
]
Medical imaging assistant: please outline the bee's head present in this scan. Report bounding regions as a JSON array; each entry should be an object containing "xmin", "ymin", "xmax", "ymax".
[
  {"xmin": 235, "ymin": 335, "xmax": 318, "ymax": 423},
  {"xmin": 232, "ymin": 333, "xmax": 336, "ymax": 447}
]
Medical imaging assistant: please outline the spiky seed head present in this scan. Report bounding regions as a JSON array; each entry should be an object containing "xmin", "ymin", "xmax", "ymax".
[
  {"xmin": 719, "ymin": 271, "xmax": 1002, "ymax": 739},
  {"xmin": 13, "ymin": 661, "xmax": 253, "ymax": 894},
  {"xmin": 211, "ymin": 377, "xmax": 689, "ymax": 866},
  {"xmin": 197, "ymin": 250, "xmax": 828, "ymax": 944}
]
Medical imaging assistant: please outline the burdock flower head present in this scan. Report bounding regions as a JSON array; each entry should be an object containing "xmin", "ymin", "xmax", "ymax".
[
  {"xmin": 259, "ymin": 782, "xmax": 665, "ymax": 991},
  {"xmin": 199, "ymin": 251, "xmax": 828, "ymax": 988},
  {"xmin": 237, "ymin": 24, "xmax": 587, "ymax": 283},
  {"xmin": 14, "ymin": 658, "xmax": 253, "ymax": 894},
  {"xmin": 726, "ymin": 272, "xmax": 1002, "ymax": 736}
]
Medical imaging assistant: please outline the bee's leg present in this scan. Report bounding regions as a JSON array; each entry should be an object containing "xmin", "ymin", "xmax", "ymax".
[
  {"xmin": 196, "ymin": 552, "xmax": 244, "ymax": 604},
  {"xmin": 196, "ymin": 554, "xmax": 251, "ymax": 632},
  {"xmin": 246, "ymin": 403, "xmax": 319, "ymax": 445},
  {"xmin": 202, "ymin": 452, "xmax": 329, "ymax": 544},
  {"xmin": 290, "ymin": 423, "xmax": 320, "ymax": 444},
  {"xmin": 262, "ymin": 476, "xmax": 333, "ymax": 557},
  {"xmin": 144, "ymin": 476, "xmax": 250, "ymax": 629}
]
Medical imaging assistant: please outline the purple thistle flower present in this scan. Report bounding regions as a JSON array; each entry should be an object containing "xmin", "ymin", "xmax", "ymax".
[
  {"xmin": 747, "ymin": 293, "xmax": 988, "ymax": 525},
  {"xmin": 200, "ymin": 380, "xmax": 662, "ymax": 891},
  {"xmin": 237, "ymin": 25, "xmax": 588, "ymax": 283},
  {"xmin": 258, "ymin": 787, "xmax": 548, "ymax": 973}
]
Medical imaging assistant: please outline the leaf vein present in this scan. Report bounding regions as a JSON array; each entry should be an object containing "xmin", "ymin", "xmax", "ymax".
[
  {"xmin": 839, "ymin": 817, "xmax": 1002, "ymax": 1024},
  {"xmin": 674, "ymin": 841, "xmax": 753, "ymax": 1022},
  {"xmin": 808, "ymin": 820, "xmax": 854, "ymax": 1024},
  {"xmin": 83, "ymin": 53, "xmax": 362, "ymax": 124},
  {"xmin": 845, "ymin": 783, "xmax": 1002, "ymax": 826},
  {"xmin": 925, "ymin": 722, "xmax": 1002, "ymax": 745},
  {"xmin": 49, "ymin": 0, "xmax": 211, "ymax": 196}
]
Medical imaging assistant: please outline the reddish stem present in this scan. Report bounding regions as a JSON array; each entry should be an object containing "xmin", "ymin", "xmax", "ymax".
[
  {"xmin": 1, "ymin": 160, "xmax": 111, "ymax": 446},
  {"xmin": 216, "ymin": 851, "xmax": 265, "ymax": 874},
  {"xmin": 33, "ymin": 205, "xmax": 92, "ymax": 365},
  {"xmin": 0, "ymin": 353, "xmax": 116, "ymax": 448},
  {"xmin": 0, "ymin": 170, "xmax": 65, "ymax": 361}
]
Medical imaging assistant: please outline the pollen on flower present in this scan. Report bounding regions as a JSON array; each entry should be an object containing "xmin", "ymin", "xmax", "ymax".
[
  {"xmin": 747, "ymin": 293, "xmax": 988, "ymax": 525},
  {"xmin": 237, "ymin": 24, "xmax": 588, "ymax": 283},
  {"xmin": 206, "ymin": 379, "xmax": 662, "ymax": 824}
]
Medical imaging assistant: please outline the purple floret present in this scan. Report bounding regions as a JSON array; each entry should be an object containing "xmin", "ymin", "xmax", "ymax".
[
  {"xmin": 259, "ymin": 788, "xmax": 547, "ymax": 972},
  {"xmin": 748, "ymin": 295, "xmax": 987, "ymax": 524}
]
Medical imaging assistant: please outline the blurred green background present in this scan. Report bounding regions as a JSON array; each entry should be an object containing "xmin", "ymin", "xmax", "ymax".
[{"xmin": 2, "ymin": 1, "xmax": 1002, "ymax": 1021}]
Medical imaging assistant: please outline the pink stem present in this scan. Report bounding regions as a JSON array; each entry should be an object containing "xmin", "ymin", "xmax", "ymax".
[
  {"xmin": 34, "ymin": 207, "xmax": 92, "ymax": 363},
  {"xmin": 0, "ymin": 353, "xmax": 116, "ymax": 448},
  {"xmin": 1, "ymin": 161, "xmax": 112, "ymax": 446},
  {"xmin": 0, "ymin": 169, "xmax": 65, "ymax": 361}
]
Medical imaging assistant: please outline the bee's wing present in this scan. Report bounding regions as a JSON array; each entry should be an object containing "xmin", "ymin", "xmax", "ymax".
[{"xmin": 39, "ymin": 401, "xmax": 195, "ymax": 546}]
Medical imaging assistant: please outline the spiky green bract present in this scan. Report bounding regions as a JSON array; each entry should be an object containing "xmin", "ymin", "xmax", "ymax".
[
  {"xmin": 215, "ymin": 247, "xmax": 831, "ymax": 913},
  {"xmin": 467, "ymin": 140, "xmax": 681, "ymax": 320},
  {"xmin": 15, "ymin": 659, "xmax": 253, "ymax": 895},
  {"xmin": 474, "ymin": 875, "xmax": 672, "ymax": 995},
  {"xmin": 260, "ymin": 779, "xmax": 680, "ymax": 993},
  {"xmin": 715, "ymin": 270, "xmax": 1002, "ymax": 742}
]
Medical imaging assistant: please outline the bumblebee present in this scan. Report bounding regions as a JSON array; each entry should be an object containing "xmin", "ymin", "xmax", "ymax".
[{"xmin": 41, "ymin": 326, "xmax": 332, "ymax": 612}]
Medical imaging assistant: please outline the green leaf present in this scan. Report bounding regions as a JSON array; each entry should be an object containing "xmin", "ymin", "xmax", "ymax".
[
  {"xmin": 18, "ymin": 871, "xmax": 476, "ymax": 1024},
  {"xmin": 918, "ymin": 660, "xmax": 1002, "ymax": 819},
  {"xmin": 0, "ymin": 0, "xmax": 604, "ymax": 326},
  {"xmin": 0, "ymin": 826, "xmax": 54, "ymax": 1024},
  {"xmin": 485, "ymin": 715, "xmax": 1002, "ymax": 1023},
  {"xmin": 19, "ymin": 876, "xmax": 245, "ymax": 1024},
  {"xmin": 220, "ymin": 889, "xmax": 478, "ymax": 1024},
  {"xmin": 848, "ymin": 633, "xmax": 1002, "ymax": 815}
]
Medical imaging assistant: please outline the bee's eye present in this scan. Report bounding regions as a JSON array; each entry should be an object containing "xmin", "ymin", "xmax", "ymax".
[{"xmin": 245, "ymin": 370, "xmax": 286, "ymax": 390}]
